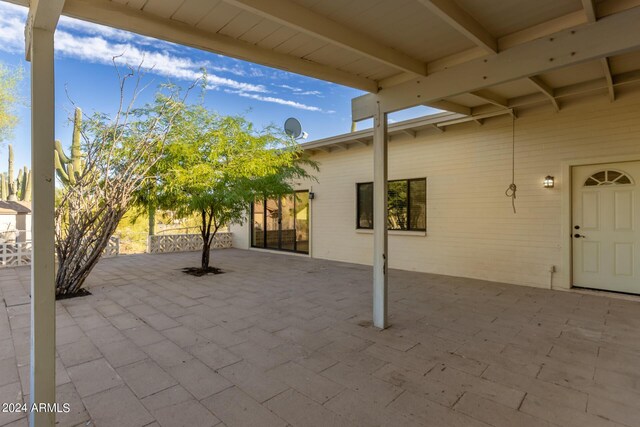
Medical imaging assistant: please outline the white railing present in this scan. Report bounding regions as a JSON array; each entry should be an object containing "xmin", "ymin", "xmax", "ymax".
[
  {"xmin": 0, "ymin": 240, "xmax": 32, "ymax": 267},
  {"xmin": 0, "ymin": 235, "xmax": 120, "ymax": 268},
  {"xmin": 0, "ymin": 229, "xmax": 31, "ymax": 244},
  {"xmin": 147, "ymin": 232, "xmax": 233, "ymax": 254}
]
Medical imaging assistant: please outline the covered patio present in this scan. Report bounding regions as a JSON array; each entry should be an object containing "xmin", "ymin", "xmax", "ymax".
[
  {"xmin": 6, "ymin": 0, "xmax": 640, "ymax": 424},
  {"xmin": 1, "ymin": 249, "xmax": 639, "ymax": 426}
]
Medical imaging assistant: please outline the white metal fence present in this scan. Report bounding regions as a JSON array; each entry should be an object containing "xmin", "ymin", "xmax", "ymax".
[
  {"xmin": 0, "ymin": 235, "xmax": 120, "ymax": 268},
  {"xmin": 147, "ymin": 232, "xmax": 233, "ymax": 253}
]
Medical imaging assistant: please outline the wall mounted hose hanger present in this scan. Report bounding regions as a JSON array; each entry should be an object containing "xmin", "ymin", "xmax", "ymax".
[{"xmin": 505, "ymin": 115, "xmax": 517, "ymax": 214}]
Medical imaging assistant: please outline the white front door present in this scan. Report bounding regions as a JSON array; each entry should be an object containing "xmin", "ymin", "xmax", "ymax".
[{"xmin": 572, "ymin": 161, "xmax": 640, "ymax": 294}]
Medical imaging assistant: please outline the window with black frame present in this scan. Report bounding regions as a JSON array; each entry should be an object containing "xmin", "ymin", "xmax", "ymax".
[{"xmin": 357, "ymin": 178, "xmax": 426, "ymax": 231}]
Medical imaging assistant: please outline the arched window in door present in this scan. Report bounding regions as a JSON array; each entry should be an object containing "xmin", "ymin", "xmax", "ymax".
[{"xmin": 584, "ymin": 170, "xmax": 633, "ymax": 186}]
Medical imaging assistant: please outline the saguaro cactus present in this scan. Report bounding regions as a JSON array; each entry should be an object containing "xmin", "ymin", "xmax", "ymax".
[
  {"xmin": 7, "ymin": 144, "xmax": 16, "ymax": 201},
  {"xmin": 0, "ymin": 145, "xmax": 32, "ymax": 202},
  {"xmin": 55, "ymin": 107, "xmax": 84, "ymax": 185},
  {"xmin": 0, "ymin": 174, "xmax": 6, "ymax": 200},
  {"xmin": 18, "ymin": 166, "xmax": 31, "ymax": 201},
  {"xmin": 16, "ymin": 168, "xmax": 23, "ymax": 199}
]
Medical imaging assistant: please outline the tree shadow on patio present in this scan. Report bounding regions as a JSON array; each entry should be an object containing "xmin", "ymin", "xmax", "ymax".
[{"xmin": 181, "ymin": 266, "xmax": 224, "ymax": 277}]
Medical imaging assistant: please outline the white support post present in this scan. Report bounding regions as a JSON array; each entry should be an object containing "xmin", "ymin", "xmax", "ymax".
[
  {"xmin": 372, "ymin": 103, "xmax": 388, "ymax": 329},
  {"xmin": 29, "ymin": 27, "xmax": 57, "ymax": 427}
]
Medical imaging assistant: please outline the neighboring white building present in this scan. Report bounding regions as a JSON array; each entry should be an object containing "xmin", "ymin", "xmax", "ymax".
[
  {"xmin": 232, "ymin": 88, "xmax": 640, "ymax": 295},
  {"xmin": 0, "ymin": 201, "xmax": 32, "ymax": 243}
]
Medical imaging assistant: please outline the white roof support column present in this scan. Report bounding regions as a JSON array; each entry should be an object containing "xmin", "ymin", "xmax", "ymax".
[
  {"xmin": 28, "ymin": 28, "xmax": 57, "ymax": 427},
  {"xmin": 26, "ymin": 1, "xmax": 64, "ymax": 426},
  {"xmin": 372, "ymin": 104, "xmax": 388, "ymax": 329}
]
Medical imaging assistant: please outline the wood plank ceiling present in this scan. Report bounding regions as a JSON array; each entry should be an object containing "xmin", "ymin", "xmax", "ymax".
[{"xmin": 7, "ymin": 0, "xmax": 640, "ymax": 115}]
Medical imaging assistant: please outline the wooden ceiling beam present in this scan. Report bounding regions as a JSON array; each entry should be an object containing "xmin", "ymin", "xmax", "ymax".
[
  {"xmin": 507, "ymin": 69, "xmax": 640, "ymax": 108},
  {"xmin": 417, "ymin": 0, "xmax": 497, "ymax": 53},
  {"xmin": 7, "ymin": 0, "xmax": 379, "ymax": 92},
  {"xmin": 582, "ymin": 0, "xmax": 597, "ymax": 22},
  {"xmin": 582, "ymin": 0, "xmax": 616, "ymax": 102},
  {"xmin": 470, "ymin": 89, "xmax": 508, "ymax": 108},
  {"xmin": 353, "ymin": 7, "xmax": 640, "ymax": 120},
  {"xmin": 598, "ymin": 0, "xmax": 640, "ymax": 16},
  {"xmin": 391, "ymin": 0, "xmax": 640, "ymax": 85},
  {"xmin": 527, "ymin": 76, "xmax": 559, "ymax": 112},
  {"xmin": 601, "ymin": 57, "xmax": 615, "ymax": 102},
  {"xmin": 425, "ymin": 11, "xmax": 587, "ymax": 76},
  {"xmin": 312, "ymin": 69, "xmax": 640, "ymax": 153},
  {"xmin": 436, "ymin": 108, "xmax": 513, "ymax": 128},
  {"xmin": 425, "ymin": 100, "xmax": 471, "ymax": 115},
  {"xmin": 224, "ymin": 0, "xmax": 427, "ymax": 76},
  {"xmin": 354, "ymin": 139, "xmax": 370, "ymax": 147}
]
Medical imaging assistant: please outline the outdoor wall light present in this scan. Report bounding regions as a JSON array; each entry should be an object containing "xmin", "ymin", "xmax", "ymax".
[
  {"xmin": 309, "ymin": 192, "xmax": 315, "ymax": 200},
  {"xmin": 544, "ymin": 176, "xmax": 555, "ymax": 188}
]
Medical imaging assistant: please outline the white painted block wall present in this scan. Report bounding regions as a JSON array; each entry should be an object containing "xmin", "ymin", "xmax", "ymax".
[{"xmin": 231, "ymin": 90, "xmax": 640, "ymax": 289}]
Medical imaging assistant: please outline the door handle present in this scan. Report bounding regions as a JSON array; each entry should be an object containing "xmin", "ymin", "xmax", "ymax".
[{"xmin": 574, "ymin": 234, "xmax": 586, "ymax": 238}]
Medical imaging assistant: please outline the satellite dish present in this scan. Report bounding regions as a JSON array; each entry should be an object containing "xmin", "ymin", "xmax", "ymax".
[{"xmin": 284, "ymin": 117, "xmax": 307, "ymax": 139}]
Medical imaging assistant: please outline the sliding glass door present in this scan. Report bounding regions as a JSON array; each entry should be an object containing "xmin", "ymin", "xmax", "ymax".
[
  {"xmin": 251, "ymin": 191, "xmax": 309, "ymax": 254},
  {"xmin": 294, "ymin": 192, "xmax": 309, "ymax": 253},
  {"xmin": 280, "ymin": 195, "xmax": 296, "ymax": 251},
  {"xmin": 265, "ymin": 198, "xmax": 279, "ymax": 250}
]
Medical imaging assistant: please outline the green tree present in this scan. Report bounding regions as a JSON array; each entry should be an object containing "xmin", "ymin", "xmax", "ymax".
[
  {"xmin": 157, "ymin": 106, "xmax": 316, "ymax": 272},
  {"xmin": 0, "ymin": 63, "xmax": 22, "ymax": 143},
  {"xmin": 131, "ymin": 163, "xmax": 160, "ymax": 236}
]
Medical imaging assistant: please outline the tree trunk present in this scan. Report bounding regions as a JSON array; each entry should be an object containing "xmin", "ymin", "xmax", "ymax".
[
  {"xmin": 148, "ymin": 203, "xmax": 156, "ymax": 236},
  {"xmin": 200, "ymin": 208, "xmax": 212, "ymax": 270},
  {"xmin": 201, "ymin": 240, "xmax": 211, "ymax": 270},
  {"xmin": 56, "ymin": 210, "xmax": 123, "ymax": 296},
  {"xmin": 199, "ymin": 208, "xmax": 219, "ymax": 271}
]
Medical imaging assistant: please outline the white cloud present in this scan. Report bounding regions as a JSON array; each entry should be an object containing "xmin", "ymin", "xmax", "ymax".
[
  {"xmin": 297, "ymin": 90, "xmax": 322, "ymax": 96},
  {"xmin": 53, "ymin": 32, "xmax": 269, "ymax": 93},
  {"xmin": 247, "ymin": 67, "xmax": 266, "ymax": 78},
  {"xmin": 0, "ymin": 3, "xmax": 266, "ymax": 94},
  {"xmin": 226, "ymin": 90, "xmax": 323, "ymax": 112},
  {"xmin": 59, "ymin": 16, "xmax": 140, "ymax": 43},
  {"xmin": 208, "ymin": 64, "xmax": 248, "ymax": 77},
  {"xmin": 0, "ymin": 6, "xmax": 25, "ymax": 54},
  {"xmin": 0, "ymin": 3, "xmax": 157, "ymax": 48},
  {"xmin": 0, "ymin": 2, "xmax": 333, "ymax": 111},
  {"xmin": 275, "ymin": 84, "xmax": 322, "ymax": 97},
  {"xmin": 276, "ymin": 84, "xmax": 301, "ymax": 91}
]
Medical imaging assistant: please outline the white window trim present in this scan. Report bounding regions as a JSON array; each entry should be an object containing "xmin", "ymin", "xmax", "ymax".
[{"xmin": 356, "ymin": 229, "xmax": 426, "ymax": 237}]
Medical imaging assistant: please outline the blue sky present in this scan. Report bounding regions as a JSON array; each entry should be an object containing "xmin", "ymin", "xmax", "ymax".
[{"xmin": 0, "ymin": 1, "xmax": 434, "ymax": 169}]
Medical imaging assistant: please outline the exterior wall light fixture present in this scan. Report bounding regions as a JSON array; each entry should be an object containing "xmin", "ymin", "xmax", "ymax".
[{"xmin": 544, "ymin": 176, "xmax": 555, "ymax": 188}]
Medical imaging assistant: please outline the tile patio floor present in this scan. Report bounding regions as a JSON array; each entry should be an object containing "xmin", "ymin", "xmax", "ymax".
[{"xmin": 1, "ymin": 249, "xmax": 640, "ymax": 426}]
